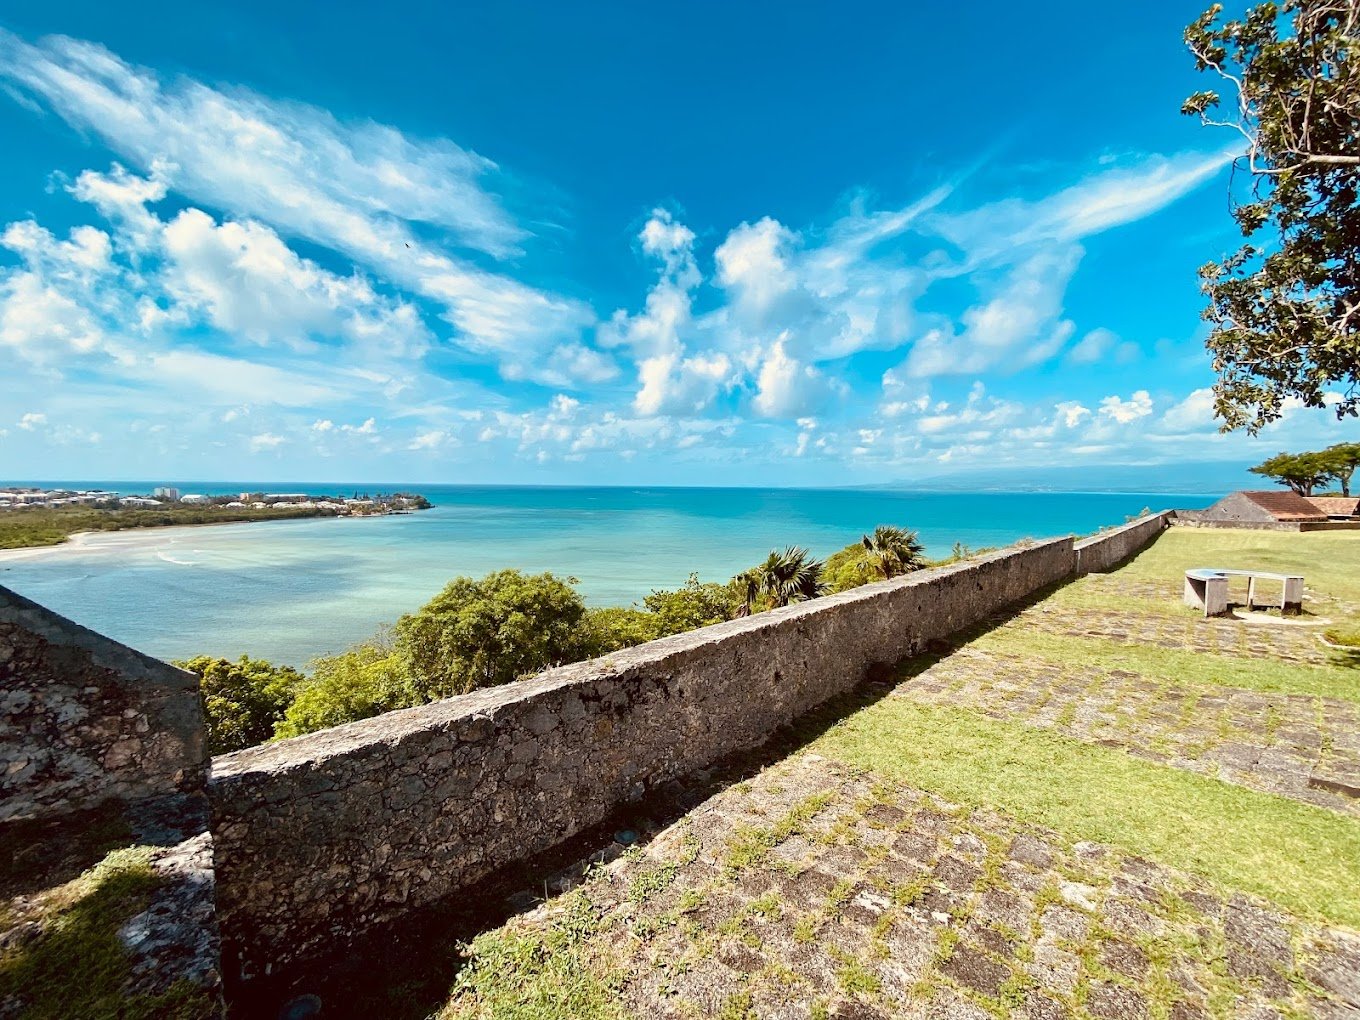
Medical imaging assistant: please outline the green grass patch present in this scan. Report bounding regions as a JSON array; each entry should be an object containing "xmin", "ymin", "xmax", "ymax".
[
  {"xmin": 1118, "ymin": 529, "xmax": 1360, "ymax": 606},
  {"xmin": 810, "ymin": 701, "xmax": 1360, "ymax": 928},
  {"xmin": 0, "ymin": 846, "xmax": 215, "ymax": 1020},
  {"xmin": 971, "ymin": 627, "xmax": 1360, "ymax": 703},
  {"xmin": 1323, "ymin": 625, "xmax": 1360, "ymax": 649},
  {"xmin": 441, "ymin": 893, "xmax": 625, "ymax": 1020},
  {"xmin": 723, "ymin": 792, "xmax": 833, "ymax": 873}
]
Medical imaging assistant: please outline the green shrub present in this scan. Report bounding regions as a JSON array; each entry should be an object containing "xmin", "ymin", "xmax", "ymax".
[
  {"xmin": 275, "ymin": 639, "xmax": 412, "ymax": 739},
  {"xmin": 174, "ymin": 655, "xmax": 304, "ymax": 754}
]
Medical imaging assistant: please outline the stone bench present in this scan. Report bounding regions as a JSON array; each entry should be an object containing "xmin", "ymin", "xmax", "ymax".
[{"xmin": 1183, "ymin": 567, "xmax": 1304, "ymax": 617}]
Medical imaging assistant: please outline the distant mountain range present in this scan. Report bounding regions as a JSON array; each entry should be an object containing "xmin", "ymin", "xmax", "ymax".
[{"xmin": 867, "ymin": 460, "xmax": 1257, "ymax": 495}]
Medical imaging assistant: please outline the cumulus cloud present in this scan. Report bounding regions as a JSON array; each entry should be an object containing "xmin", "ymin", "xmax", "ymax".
[
  {"xmin": 1159, "ymin": 388, "xmax": 1216, "ymax": 431},
  {"xmin": 248, "ymin": 431, "xmax": 284, "ymax": 451},
  {"xmin": 752, "ymin": 340, "xmax": 831, "ymax": 418},
  {"xmin": 1099, "ymin": 390, "xmax": 1154, "ymax": 424}
]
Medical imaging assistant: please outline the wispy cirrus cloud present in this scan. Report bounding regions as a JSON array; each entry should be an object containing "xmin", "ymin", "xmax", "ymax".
[
  {"xmin": 0, "ymin": 28, "xmax": 611, "ymax": 387},
  {"xmin": 0, "ymin": 26, "xmax": 1274, "ymax": 481}
]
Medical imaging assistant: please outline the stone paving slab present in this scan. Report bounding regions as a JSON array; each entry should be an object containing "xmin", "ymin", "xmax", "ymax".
[
  {"xmin": 443, "ymin": 755, "xmax": 1360, "ymax": 1019},
  {"xmin": 892, "ymin": 647, "xmax": 1360, "ymax": 816}
]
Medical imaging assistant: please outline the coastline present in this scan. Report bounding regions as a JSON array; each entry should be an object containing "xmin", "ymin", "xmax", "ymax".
[{"xmin": 0, "ymin": 513, "xmax": 367, "ymax": 562}]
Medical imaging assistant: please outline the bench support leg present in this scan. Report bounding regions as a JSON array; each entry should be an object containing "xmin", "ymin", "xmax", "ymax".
[
  {"xmin": 1204, "ymin": 578, "xmax": 1229, "ymax": 616},
  {"xmin": 1184, "ymin": 576, "xmax": 1206, "ymax": 610},
  {"xmin": 1282, "ymin": 577, "xmax": 1304, "ymax": 615}
]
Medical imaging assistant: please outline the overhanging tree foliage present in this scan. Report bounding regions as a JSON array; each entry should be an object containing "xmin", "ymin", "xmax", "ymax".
[{"xmin": 1183, "ymin": 1, "xmax": 1360, "ymax": 432}]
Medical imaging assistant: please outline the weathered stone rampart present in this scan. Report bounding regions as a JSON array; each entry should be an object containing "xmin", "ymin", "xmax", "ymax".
[
  {"xmin": 0, "ymin": 583, "xmax": 223, "ymax": 1014},
  {"xmin": 208, "ymin": 537, "xmax": 1081, "ymax": 983},
  {"xmin": 0, "ymin": 584, "xmax": 206, "ymax": 824},
  {"xmin": 1074, "ymin": 511, "xmax": 1172, "ymax": 574}
]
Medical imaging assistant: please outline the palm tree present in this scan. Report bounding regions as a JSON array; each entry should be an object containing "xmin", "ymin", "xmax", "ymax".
[
  {"xmin": 738, "ymin": 546, "xmax": 826, "ymax": 615},
  {"xmin": 861, "ymin": 525, "xmax": 927, "ymax": 580}
]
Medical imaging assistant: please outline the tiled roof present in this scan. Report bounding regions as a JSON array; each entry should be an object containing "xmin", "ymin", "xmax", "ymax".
[
  {"xmin": 1308, "ymin": 496, "xmax": 1360, "ymax": 517},
  {"xmin": 1241, "ymin": 490, "xmax": 1329, "ymax": 522}
]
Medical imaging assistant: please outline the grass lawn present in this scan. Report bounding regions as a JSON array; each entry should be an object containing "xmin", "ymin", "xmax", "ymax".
[
  {"xmin": 812, "ymin": 699, "xmax": 1360, "ymax": 928},
  {"xmin": 971, "ymin": 628, "xmax": 1360, "ymax": 701},
  {"xmin": 1118, "ymin": 528, "xmax": 1360, "ymax": 608}
]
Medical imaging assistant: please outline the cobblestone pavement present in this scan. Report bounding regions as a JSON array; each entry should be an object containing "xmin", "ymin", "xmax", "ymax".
[
  {"xmin": 886, "ymin": 575, "xmax": 1360, "ymax": 815},
  {"xmin": 893, "ymin": 647, "xmax": 1360, "ymax": 816},
  {"xmin": 445, "ymin": 756, "xmax": 1360, "ymax": 1019},
  {"xmin": 1024, "ymin": 577, "xmax": 1339, "ymax": 667}
]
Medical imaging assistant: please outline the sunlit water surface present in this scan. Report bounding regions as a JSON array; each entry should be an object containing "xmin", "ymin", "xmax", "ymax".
[{"xmin": 0, "ymin": 485, "xmax": 1216, "ymax": 666}]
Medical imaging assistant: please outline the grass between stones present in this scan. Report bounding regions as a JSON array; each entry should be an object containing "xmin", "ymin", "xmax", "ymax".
[
  {"xmin": 811, "ymin": 700, "xmax": 1360, "ymax": 929},
  {"xmin": 439, "ymin": 892, "xmax": 625, "ymax": 1020},
  {"xmin": 0, "ymin": 846, "xmax": 214, "ymax": 1020},
  {"xmin": 970, "ymin": 627, "xmax": 1360, "ymax": 702}
]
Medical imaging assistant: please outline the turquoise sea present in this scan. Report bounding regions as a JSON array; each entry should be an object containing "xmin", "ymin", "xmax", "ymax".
[{"xmin": 0, "ymin": 485, "xmax": 1218, "ymax": 667}]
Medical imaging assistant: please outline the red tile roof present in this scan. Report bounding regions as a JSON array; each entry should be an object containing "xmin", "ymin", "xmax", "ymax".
[
  {"xmin": 1241, "ymin": 490, "xmax": 1329, "ymax": 522},
  {"xmin": 1308, "ymin": 496, "xmax": 1360, "ymax": 517}
]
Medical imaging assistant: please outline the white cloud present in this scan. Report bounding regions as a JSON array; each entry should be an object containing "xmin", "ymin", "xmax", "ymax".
[
  {"xmin": 0, "ymin": 30, "xmax": 611, "ymax": 386},
  {"xmin": 1099, "ymin": 390, "xmax": 1153, "ymax": 424},
  {"xmin": 1159, "ymin": 388, "xmax": 1216, "ymax": 431},
  {"xmin": 900, "ymin": 247, "xmax": 1080, "ymax": 377},
  {"xmin": 139, "ymin": 350, "xmax": 342, "ymax": 406},
  {"xmin": 752, "ymin": 340, "xmax": 829, "ymax": 418},
  {"xmin": 18, "ymin": 412, "xmax": 47, "ymax": 430},
  {"xmin": 248, "ymin": 432, "xmax": 284, "ymax": 451},
  {"xmin": 1067, "ymin": 327, "xmax": 1140, "ymax": 366},
  {"xmin": 635, "ymin": 352, "xmax": 732, "ymax": 416},
  {"xmin": 408, "ymin": 429, "xmax": 448, "ymax": 450},
  {"xmin": 1054, "ymin": 401, "xmax": 1092, "ymax": 428},
  {"xmin": 931, "ymin": 150, "xmax": 1232, "ymax": 260}
]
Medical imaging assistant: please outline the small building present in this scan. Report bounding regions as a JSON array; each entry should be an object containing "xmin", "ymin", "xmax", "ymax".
[
  {"xmin": 153, "ymin": 487, "xmax": 180, "ymax": 501},
  {"xmin": 1195, "ymin": 490, "xmax": 1328, "ymax": 525},
  {"xmin": 121, "ymin": 497, "xmax": 163, "ymax": 508},
  {"xmin": 223, "ymin": 501, "xmax": 247, "ymax": 508},
  {"xmin": 179, "ymin": 494, "xmax": 212, "ymax": 505},
  {"xmin": 1307, "ymin": 496, "xmax": 1360, "ymax": 520}
]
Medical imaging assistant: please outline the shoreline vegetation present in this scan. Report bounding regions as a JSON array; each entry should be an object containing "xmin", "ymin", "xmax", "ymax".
[
  {"xmin": 0, "ymin": 490, "xmax": 433, "ymax": 551},
  {"xmin": 185, "ymin": 525, "xmax": 993, "ymax": 755}
]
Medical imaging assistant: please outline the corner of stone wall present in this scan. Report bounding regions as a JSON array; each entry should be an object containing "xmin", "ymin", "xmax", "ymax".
[
  {"xmin": 0, "ymin": 582, "xmax": 222, "ymax": 1015},
  {"xmin": 0, "ymin": 582, "xmax": 207, "ymax": 824},
  {"xmin": 1073, "ymin": 511, "xmax": 1171, "ymax": 575}
]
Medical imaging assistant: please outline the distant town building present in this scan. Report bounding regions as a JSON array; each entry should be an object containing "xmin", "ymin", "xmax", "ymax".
[
  {"xmin": 121, "ymin": 497, "xmax": 163, "ymax": 508},
  {"xmin": 153, "ymin": 487, "xmax": 180, "ymax": 501},
  {"xmin": 179, "ymin": 494, "xmax": 212, "ymax": 505}
]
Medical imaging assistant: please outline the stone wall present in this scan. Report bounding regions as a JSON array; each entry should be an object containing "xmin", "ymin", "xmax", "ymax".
[
  {"xmin": 1170, "ymin": 515, "xmax": 1360, "ymax": 533},
  {"xmin": 1073, "ymin": 512, "xmax": 1172, "ymax": 574},
  {"xmin": 208, "ymin": 537, "xmax": 1079, "ymax": 983},
  {"xmin": 0, "ymin": 584, "xmax": 206, "ymax": 824}
]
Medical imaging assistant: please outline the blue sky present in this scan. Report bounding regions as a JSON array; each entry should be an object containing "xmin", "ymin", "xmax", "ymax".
[{"xmin": 0, "ymin": 1, "xmax": 1350, "ymax": 486}]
